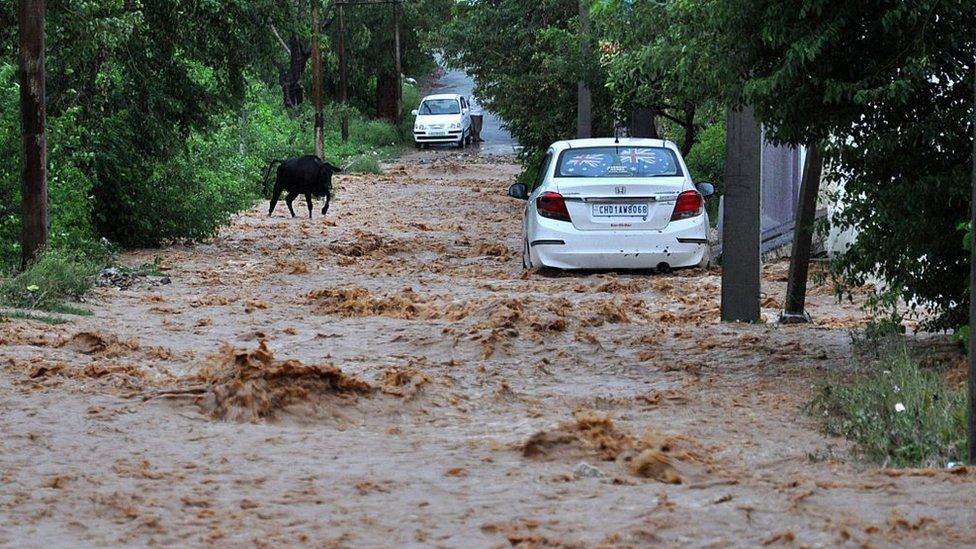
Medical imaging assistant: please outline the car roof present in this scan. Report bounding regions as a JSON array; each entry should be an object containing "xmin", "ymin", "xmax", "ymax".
[
  {"xmin": 549, "ymin": 137, "xmax": 679, "ymax": 152},
  {"xmin": 421, "ymin": 94, "xmax": 463, "ymax": 101}
]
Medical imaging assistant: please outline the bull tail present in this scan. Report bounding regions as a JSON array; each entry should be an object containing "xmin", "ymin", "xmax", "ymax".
[{"xmin": 262, "ymin": 159, "xmax": 285, "ymax": 196}]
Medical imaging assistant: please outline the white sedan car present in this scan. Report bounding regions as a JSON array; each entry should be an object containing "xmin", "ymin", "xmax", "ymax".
[
  {"xmin": 507, "ymin": 138, "xmax": 714, "ymax": 271},
  {"xmin": 411, "ymin": 93, "xmax": 472, "ymax": 149}
]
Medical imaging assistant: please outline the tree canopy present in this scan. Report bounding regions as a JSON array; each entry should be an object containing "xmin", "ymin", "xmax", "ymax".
[{"xmin": 683, "ymin": 0, "xmax": 974, "ymax": 330}]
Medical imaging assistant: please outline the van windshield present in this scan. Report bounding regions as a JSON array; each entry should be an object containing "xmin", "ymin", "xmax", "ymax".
[
  {"xmin": 556, "ymin": 147, "xmax": 682, "ymax": 178},
  {"xmin": 419, "ymin": 99, "xmax": 461, "ymax": 115}
]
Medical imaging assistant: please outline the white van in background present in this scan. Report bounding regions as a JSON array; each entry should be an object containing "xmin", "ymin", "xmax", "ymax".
[{"xmin": 412, "ymin": 94, "xmax": 472, "ymax": 149}]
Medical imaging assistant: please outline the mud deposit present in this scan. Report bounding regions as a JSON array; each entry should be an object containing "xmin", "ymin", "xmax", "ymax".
[{"xmin": 2, "ymin": 151, "xmax": 975, "ymax": 546}]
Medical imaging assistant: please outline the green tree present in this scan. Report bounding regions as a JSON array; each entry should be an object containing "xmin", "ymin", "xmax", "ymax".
[
  {"xmin": 439, "ymin": 0, "xmax": 615, "ymax": 170},
  {"xmin": 592, "ymin": 0, "xmax": 723, "ymax": 156},
  {"xmin": 678, "ymin": 0, "xmax": 974, "ymax": 330}
]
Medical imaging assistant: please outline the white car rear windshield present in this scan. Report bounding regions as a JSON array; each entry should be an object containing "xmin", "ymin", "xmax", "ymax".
[
  {"xmin": 556, "ymin": 147, "xmax": 682, "ymax": 178},
  {"xmin": 419, "ymin": 99, "xmax": 460, "ymax": 115}
]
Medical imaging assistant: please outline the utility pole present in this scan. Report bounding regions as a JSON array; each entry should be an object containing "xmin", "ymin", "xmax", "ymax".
[
  {"xmin": 393, "ymin": 0, "xmax": 402, "ymax": 125},
  {"xmin": 576, "ymin": 0, "xmax": 592, "ymax": 139},
  {"xmin": 338, "ymin": 1, "xmax": 349, "ymax": 142},
  {"xmin": 968, "ymin": 64, "xmax": 975, "ymax": 465},
  {"xmin": 720, "ymin": 106, "xmax": 762, "ymax": 322},
  {"xmin": 18, "ymin": 0, "xmax": 47, "ymax": 268},
  {"xmin": 312, "ymin": 1, "xmax": 324, "ymax": 158},
  {"xmin": 780, "ymin": 145, "xmax": 824, "ymax": 323}
]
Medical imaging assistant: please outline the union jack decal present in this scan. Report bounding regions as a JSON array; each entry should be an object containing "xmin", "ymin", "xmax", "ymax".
[
  {"xmin": 565, "ymin": 154, "xmax": 607, "ymax": 168},
  {"xmin": 619, "ymin": 148, "xmax": 665, "ymax": 165}
]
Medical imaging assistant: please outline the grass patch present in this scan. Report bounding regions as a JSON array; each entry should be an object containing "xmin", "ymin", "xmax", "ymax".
[
  {"xmin": 808, "ymin": 338, "xmax": 966, "ymax": 467},
  {"xmin": 119, "ymin": 257, "xmax": 168, "ymax": 277},
  {"xmin": 344, "ymin": 154, "xmax": 384, "ymax": 174},
  {"xmin": 0, "ymin": 249, "xmax": 100, "ymax": 312},
  {"xmin": 0, "ymin": 310, "xmax": 69, "ymax": 325}
]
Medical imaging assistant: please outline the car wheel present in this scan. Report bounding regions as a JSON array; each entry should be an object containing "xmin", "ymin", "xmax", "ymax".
[
  {"xmin": 522, "ymin": 239, "xmax": 531, "ymax": 270},
  {"xmin": 457, "ymin": 134, "xmax": 465, "ymax": 149},
  {"xmin": 697, "ymin": 248, "xmax": 711, "ymax": 269},
  {"xmin": 414, "ymin": 141, "xmax": 421, "ymax": 149}
]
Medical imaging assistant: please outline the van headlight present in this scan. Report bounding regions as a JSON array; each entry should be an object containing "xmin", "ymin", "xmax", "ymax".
[
  {"xmin": 450, "ymin": 123, "xmax": 461, "ymax": 130},
  {"xmin": 415, "ymin": 124, "xmax": 425, "ymax": 130}
]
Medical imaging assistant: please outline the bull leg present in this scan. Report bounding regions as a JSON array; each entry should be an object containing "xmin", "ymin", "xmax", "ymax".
[
  {"xmin": 322, "ymin": 188, "xmax": 332, "ymax": 216},
  {"xmin": 269, "ymin": 181, "xmax": 285, "ymax": 216},
  {"xmin": 305, "ymin": 194, "xmax": 313, "ymax": 218},
  {"xmin": 285, "ymin": 192, "xmax": 297, "ymax": 218}
]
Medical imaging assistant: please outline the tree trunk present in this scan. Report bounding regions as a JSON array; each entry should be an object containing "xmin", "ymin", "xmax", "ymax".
[
  {"xmin": 312, "ymin": 2, "xmax": 323, "ymax": 158},
  {"xmin": 680, "ymin": 105, "xmax": 696, "ymax": 156},
  {"xmin": 376, "ymin": 71, "xmax": 399, "ymax": 123},
  {"xmin": 631, "ymin": 108, "xmax": 657, "ymax": 138},
  {"xmin": 338, "ymin": 3, "xmax": 348, "ymax": 141},
  {"xmin": 18, "ymin": 0, "xmax": 47, "ymax": 268},
  {"xmin": 780, "ymin": 145, "xmax": 824, "ymax": 323},
  {"xmin": 576, "ymin": 0, "xmax": 592, "ymax": 139},
  {"xmin": 279, "ymin": 34, "xmax": 310, "ymax": 109}
]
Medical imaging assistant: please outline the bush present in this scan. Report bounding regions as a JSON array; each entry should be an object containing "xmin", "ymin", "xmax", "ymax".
[
  {"xmin": 684, "ymin": 121, "xmax": 725, "ymax": 192},
  {"xmin": 808, "ymin": 339, "xmax": 966, "ymax": 467},
  {"xmin": 1, "ymin": 249, "xmax": 100, "ymax": 311},
  {"xmin": 345, "ymin": 154, "xmax": 383, "ymax": 175}
]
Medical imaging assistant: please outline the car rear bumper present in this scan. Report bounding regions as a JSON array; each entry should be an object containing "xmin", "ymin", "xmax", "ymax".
[{"xmin": 529, "ymin": 215, "xmax": 709, "ymax": 270}]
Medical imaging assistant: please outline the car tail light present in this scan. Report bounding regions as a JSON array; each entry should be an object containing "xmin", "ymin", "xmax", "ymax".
[
  {"xmin": 671, "ymin": 190, "xmax": 703, "ymax": 221},
  {"xmin": 537, "ymin": 191, "xmax": 572, "ymax": 222}
]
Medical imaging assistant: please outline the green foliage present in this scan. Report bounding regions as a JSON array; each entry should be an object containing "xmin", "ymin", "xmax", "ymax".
[
  {"xmin": 809, "ymin": 340, "xmax": 966, "ymax": 467},
  {"xmin": 0, "ymin": 0, "xmax": 414, "ymax": 252},
  {"xmin": 0, "ymin": 311, "xmax": 70, "ymax": 325},
  {"xmin": 440, "ymin": 0, "xmax": 615, "ymax": 163},
  {"xmin": 676, "ymin": 0, "xmax": 974, "ymax": 331},
  {"xmin": 684, "ymin": 120, "xmax": 725, "ymax": 190},
  {"xmin": 684, "ymin": 120, "xmax": 725, "ymax": 222},
  {"xmin": 344, "ymin": 154, "xmax": 383, "ymax": 175},
  {"xmin": 318, "ymin": 0, "xmax": 452, "ymax": 116},
  {"xmin": 0, "ymin": 249, "xmax": 100, "ymax": 312},
  {"xmin": 592, "ymin": 0, "xmax": 724, "ymax": 154}
]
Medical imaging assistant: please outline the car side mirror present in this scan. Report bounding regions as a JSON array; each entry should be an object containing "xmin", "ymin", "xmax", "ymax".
[
  {"xmin": 507, "ymin": 183, "xmax": 529, "ymax": 200},
  {"xmin": 410, "ymin": 109, "xmax": 419, "ymax": 116},
  {"xmin": 695, "ymin": 182, "xmax": 715, "ymax": 197}
]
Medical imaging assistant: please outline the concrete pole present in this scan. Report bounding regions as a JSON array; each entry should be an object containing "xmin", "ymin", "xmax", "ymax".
[
  {"xmin": 18, "ymin": 0, "xmax": 47, "ymax": 268},
  {"xmin": 312, "ymin": 1, "xmax": 324, "ymax": 158},
  {"xmin": 720, "ymin": 106, "xmax": 762, "ymax": 322},
  {"xmin": 576, "ymin": 0, "xmax": 592, "ymax": 139},
  {"xmin": 780, "ymin": 144, "xmax": 824, "ymax": 323}
]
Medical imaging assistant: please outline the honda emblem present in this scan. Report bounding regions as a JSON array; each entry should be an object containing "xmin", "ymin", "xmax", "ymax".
[{"xmin": 614, "ymin": 186, "xmax": 626, "ymax": 195}]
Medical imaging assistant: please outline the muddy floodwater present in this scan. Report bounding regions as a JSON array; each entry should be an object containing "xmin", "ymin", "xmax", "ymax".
[{"xmin": 2, "ymin": 152, "xmax": 975, "ymax": 547}]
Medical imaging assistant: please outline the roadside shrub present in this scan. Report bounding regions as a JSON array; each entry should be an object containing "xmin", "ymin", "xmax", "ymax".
[
  {"xmin": 685, "ymin": 121, "xmax": 725, "ymax": 224},
  {"xmin": 808, "ymin": 339, "xmax": 966, "ymax": 467},
  {"xmin": 684, "ymin": 121, "xmax": 725, "ymax": 192},
  {"xmin": 1, "ymin": 249, "xmax": 100, "ymax": 311},
  {"xmin": 1, "ymin": 68, "xmax": 409, "ymax": 261},
  {"xmin": 345, "ymin": 154, "xmax": 383, "ymax": 174},
  {"xmin": 0, "ymin": 63, "xmax": 20, "ymax": 270}
]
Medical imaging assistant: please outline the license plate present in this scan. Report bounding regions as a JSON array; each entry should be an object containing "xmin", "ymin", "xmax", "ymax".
[
  {"xmin": 592, "ymin": 203, "xmax": 649, "ymax": 217},
  {"xmin": 430, "ymin": 131, "xmax": 447, "ymax": 136}
]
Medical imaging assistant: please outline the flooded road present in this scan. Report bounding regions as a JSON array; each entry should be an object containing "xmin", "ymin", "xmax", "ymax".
[
  {"xmin": 1, "ymin": 153, "xmax": 974, "ymax": 546},
  {"xmin": 427, "ymin": 66, "xmax": 518, "ymax": 156}
]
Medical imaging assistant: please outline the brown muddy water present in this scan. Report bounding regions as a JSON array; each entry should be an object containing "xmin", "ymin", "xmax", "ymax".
[{"xmin": 2, "ymin": 151, "xmax": 974, "ymax": 547}]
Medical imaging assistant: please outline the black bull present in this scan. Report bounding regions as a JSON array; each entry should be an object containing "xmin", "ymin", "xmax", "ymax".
[{"xmin": 263, "ymin": 155, "xmax": 342, "ymax": 218}]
